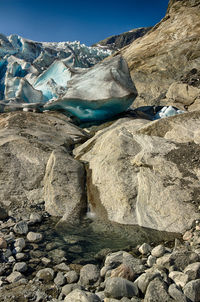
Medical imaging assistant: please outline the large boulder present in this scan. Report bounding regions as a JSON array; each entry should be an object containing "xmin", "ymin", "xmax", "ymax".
[
  {"xmin": 118, "ymin": 0, "xmax": 200, "ymax": 108},
  {"xmin": 74, "ymin": 112, "xmax": 200, "ymax": 233},
  {"xmin": 45, "ymin": 55, "xmax": 137, "ymax": 122},
  {"xmin": 0, "ymin": 111, "xmax": 87, "ymax": 221}
]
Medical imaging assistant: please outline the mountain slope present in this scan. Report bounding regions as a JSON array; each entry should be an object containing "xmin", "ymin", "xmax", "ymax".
[
  {"xmin": 92, "ymin": 27, "xmax": 152, "ymax": 50},
  {"xmin": 117, "ymin": 0, "xmax": 200, "ymax": 107}
]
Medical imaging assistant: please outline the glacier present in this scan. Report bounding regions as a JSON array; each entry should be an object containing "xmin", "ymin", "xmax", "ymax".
[{"xmin": 44, "ymin": 55, "xmax": 138, "ymax": 122}]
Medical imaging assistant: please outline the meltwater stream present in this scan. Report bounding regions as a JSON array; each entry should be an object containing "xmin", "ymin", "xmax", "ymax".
[{"xmin": 37, "ymin": 216, "xmax": 181, "ymax": 265}]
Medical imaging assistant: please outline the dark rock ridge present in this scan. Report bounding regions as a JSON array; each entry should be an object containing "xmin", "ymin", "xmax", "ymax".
[{"xmin": 92, "ymin": 27, "xmax": 152, "ymax": 51}]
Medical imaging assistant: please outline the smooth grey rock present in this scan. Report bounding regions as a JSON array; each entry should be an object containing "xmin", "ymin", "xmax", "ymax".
[
  {"xmin": 139, "ymin": 243, "xmax": 152, "ymax": 255},
  {"xmin": 7, "ymin": 271, "xmax": 23, "ymax": 283},
  {"xmin": 75, "ymin": 114, "xmax": 200, "ymax": 233},
  {"xmin": 36, "ymin": 268, "xmax": 55, "ymax": 282},
  {"xmin": 54, "ymin": 271, "xmax": 66, "ymax": 286},
  {"xmin": 135, "ymin": 270, "xmax": 161, "ymax": 294},
  {"xmin": 102, "ymin": 251, "xmax": 144, "ymax": 278},
  {"xmin": 13, "ymin": 262, "xmax": 27, "ymax": 273},
  {"xmin": 151, "ymin": 245, "xmax": 165, "ymax": 258},
  {"xmin": 14, "ymin": 238, "xmax": 26, "ymax": 250},
  {"xmin": 183, "ymin": 279, "xmax": 200, "ymax": 302},
  {"xmin": 105, "ymin": 277, "xmax": 138, "ymax": 299},
  {"xmin": 27, "ymin": 231, "xmax": 43, "ymax": 242},
  {"xmin": 184, "ymin": 262, "xmax": 200, "ymax": 280},
  {"xmin": 29, "ymin": 213, "xmax": 42, "ymax": 224},
  {"xmin": 54, "ymin": 262, "xmax": 70, "ymax": 272},
  {"xmin": 169, "ymin": 271, "xmax": 189, "ymax": 288},
  {"xmin": 13, "ymin": 221, "xmax": 28, "ymax": 234},
  {"xmin": 48, "ymin": 249, "xmax": 66, "ymax": 264},
  {"xmin": 0, "ymin": 111, "xmax": 87, "ymax": 220},
  {"xmin": 64, "ymin": 289, "xmax": 101, "ymax": 302},
  {"xmin": 79, "ymin": 264, "xmax": 100, "ymax": 287},
  {"xmin": 168, "ymin": 284, "xmax": 187, "ymax": 302},
  {"xmin": 65, "ymin": 270, "xmax": 79, "ymax": 283},
  {"xmin": 144, "ymin": 277, "xmax": 173, "ymax": 302},
  {"xmin": 62, "ymin": 284, "xmax": 83, "ymax": 296},
  {"xmin": 147, "ymin": 255, "xmax": 156, "ymax": 267},
  {"xmin": 15, "ymin": 253, "xmax": 26, "ymax": 260}
]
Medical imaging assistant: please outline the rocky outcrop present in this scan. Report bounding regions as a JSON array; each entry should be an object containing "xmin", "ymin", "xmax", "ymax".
[
  {"xmin": 92, "ymin": 27, "xmax": 152, "ymax": 51},
  {"xmin": 74, "ymin": 112, "xmax": 200, "ymax": 233},
  {"xmin": 0, "ymin": 111, "xmax": 87, "ymax": 222},
  {"xmin": 118, "ymin": 0, "xmax": 200, "ymax": 108}
]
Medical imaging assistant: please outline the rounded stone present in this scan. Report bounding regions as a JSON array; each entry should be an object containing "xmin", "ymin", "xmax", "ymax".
[
  {"xmin": 151, "ymin": 245, "xmax": 165, "ymax": 258},
  {"xmin": 27, "ymin": 232, "xmax": 43, "ymax": 243},
  {"xmin": 139, "ymin": 243, "xmax": 152, "ymax": 255},
  {"xmin": 183, "ymin": 279, "xmax": 200, "ymax": 302},
  {"xmin": 65, "ymin": 270, "xmax": 79, "ymax": 283},
  {"xmin": 0, "ymin": 237, "xmax": 7, "ymax": 249},
  {"xmin": 104, "ymin": 277, "xmax": 138, "ymax": 299},
  {"xmin": 79, "ymin": 264, "xmax": 100, "ymax": 286},
  {"xmin": 13, "ymin": 221, "xmax": 28, "ymax": 235},
  {"xmin": 29, "ymin": 213, "xmax": 42, "ymax": 224},
  {"xmin": 14, "ymin": 238, "xmax": 26, "ymax": 250},
  {"xmin": 7, "ymin": 271, "xmax": 23, "ymax": 283},
  {"xmin": 36, "ymin": 268, "xmax": 55, "ymax": 282},
  {"xmin": 13, "ymin": 262, "xmax": 27, "ymax": 273}
]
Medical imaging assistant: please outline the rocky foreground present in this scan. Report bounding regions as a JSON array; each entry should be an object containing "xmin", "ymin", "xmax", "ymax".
[{"xmin": 0, "ymin": 206, "xmax": 200, "ymax": 302}]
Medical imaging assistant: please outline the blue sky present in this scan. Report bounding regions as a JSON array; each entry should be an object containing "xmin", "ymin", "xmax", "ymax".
[{"xmin": 0, "ymin": 0, "xmax": 169, "ymax": 45}]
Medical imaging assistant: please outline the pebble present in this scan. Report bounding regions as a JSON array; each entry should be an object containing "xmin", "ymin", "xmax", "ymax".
[
  {"xmin": 27, "ymin": 231, "xmax": 43, "ymax": 242},
  {"xmin": 0, "ymin": 237, "xmax": 7, "ymax": 249},
  {"xmin": 151, "ymin": 245, "xmax": 165, "ymax": 258},
  {"xmin": 13, "ymin": 221, "xmax": 28, "ymax": 234},
  {"xmin": 65, "ymin": 270, "xmax": 79, "ymax": 283},
  {"xmin": 36, "ymin": 268, "xmax": 55, "ymax": 282},
  {"xmin": 13, "ymin": 262, "xmax": 28, "ymax": 273},
  {"xmin": 7, "ymin": 271, "xmax": 23, "ymax": 283},
  {"xmin": 138, "ymin": 243, "xmax": 151, "ymax": 255}
]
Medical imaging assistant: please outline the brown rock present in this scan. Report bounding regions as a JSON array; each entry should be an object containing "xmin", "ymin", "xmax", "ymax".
[{"xmin": 0, "ymin": 237, "xmax": 7, "ymax": 249}]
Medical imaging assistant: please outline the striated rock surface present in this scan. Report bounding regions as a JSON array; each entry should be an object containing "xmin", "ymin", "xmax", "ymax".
[
  {"xmin": 0, "ymin": 111, "xmax": 87, "ymax": 221},
  {"xmin": 74, "ymin": 112, "xmax": 200, "ymax": 233},
  {"xmin": 118, "ymin": 0, "xmax": 200, "ymax": 108}
]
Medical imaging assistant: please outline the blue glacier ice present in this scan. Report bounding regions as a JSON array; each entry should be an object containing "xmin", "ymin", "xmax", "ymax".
[
  {"xmin": 154, "ymin": 106, "xmax": 185, "ymax": 119},
  {"xmin": 33, "ymin": 61, "xmax": 71, "ymax": 100},
  {"xmin": 45, "ymin": 56, "xmax": 137, "ymax": 122},
  {"xmin": 0, "ymin": 33, "xmax": 113, "ymax": 105}
]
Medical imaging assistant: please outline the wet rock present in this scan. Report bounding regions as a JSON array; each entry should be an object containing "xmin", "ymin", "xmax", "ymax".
[
  {"xmin": 79, "ymin": 264, "xmax": 100, "ymax": 287},
  {"xmin": 7, "ymin": 271, "xmax": 23, "ymax": 283},
  {"xmin": 48, "ymin": 249, "xmax": 66, "ymax": 264},
  {"xmin": 14, "ymin": 238, "xmax": 26, "ymax": 250},
  {"xmin": 36, "ymin": 268, "xmax": 55, "ymax": 282},
  {"xmin": 13, "ymin": 262, "xmax": 28, "ymax": 273},
  {"xmin": 27, "ymin": 231, "xmax": 43, "ymax": 242},
  {"xmin": 183, "ymin": 279, "xmax": 200, "ymax": 302},
  {"xmin": 13, "ymin": 221, "xmax": 28, "ymax": 235},
  {"xmin": 29, "ymin": 213, "xmax": 42, "ymax": 224},
  {"xmin": 104, "ymin": 277, "xmax": 138, "ymax": 299},
  {"xmin": 0, "ymin": 206, "xmax": 8, "ymax": 220},
  {"xmin": 0, "ymin": 237, "xmax": 7, "ymax": 249},
  {"xmin": 54, "ymin": 262, "xmax": 70, "ymax": 272},
  {"xmin": 15, "ymin": 252, "xmax": 26, "ymax": 261}
]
